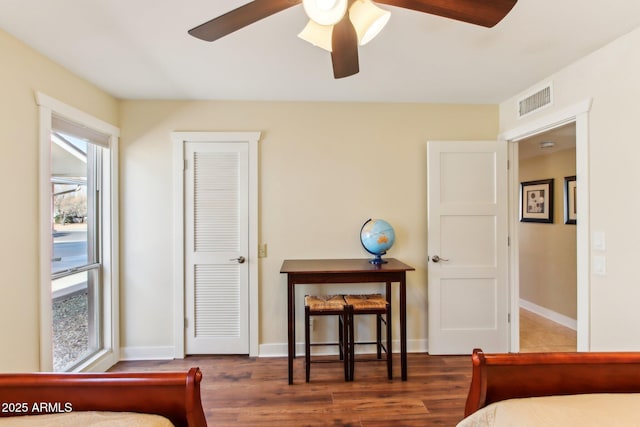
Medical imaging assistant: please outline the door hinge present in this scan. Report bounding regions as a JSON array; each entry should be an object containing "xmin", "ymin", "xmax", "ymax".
[
  {"xmin": 507, "ymin": 159, "xmax": 510, "ymax": 170},
  {"xmin": 184, "ymin": 318, "xmax": 188, "ymax": 328},
  {"xmin": 508, "ymin": 313, "xmax": 511, "ymax": 323},
  {"xmin": 184, "ymin": 159, "xmax": 188, "ymax": 171},
  {"xmin": 508, "ymin": 236, "xmax": 511, "ymax": 247}
]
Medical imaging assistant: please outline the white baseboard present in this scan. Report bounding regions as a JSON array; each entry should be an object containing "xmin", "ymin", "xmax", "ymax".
[
  {"xmin": 520, "ymin": 299, "xmax": 577, "ymax": 331},
  {"xmin": 120, "ymin": 346, "xmax": 175, "ymax": 361},
  {"xmin": 120, "ymin": 341, "xmax": 430, "ymax": 360},
  {"xmin": 258, "ymin": 339, "xmax": 428, "ymax": 358}
]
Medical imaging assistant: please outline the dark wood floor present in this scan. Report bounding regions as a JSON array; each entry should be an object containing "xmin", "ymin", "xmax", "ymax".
[{"xmin": 110, "ymin": 353, "xmax": 472, "ymax": 426}]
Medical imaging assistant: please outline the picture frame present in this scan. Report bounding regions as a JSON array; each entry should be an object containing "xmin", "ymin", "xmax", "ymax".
[
  {"xmin": 564, "ymin": 175, "xmax": 577, "ymax": 224},
  {"xmin": 520, "ymin": 178, "xmax": 554, "ymax": 223}
]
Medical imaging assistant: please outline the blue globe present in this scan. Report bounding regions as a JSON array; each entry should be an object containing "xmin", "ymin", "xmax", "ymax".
[{"xmin": 360, "ymin": 218, "xmax": 395, "ymax": 264}]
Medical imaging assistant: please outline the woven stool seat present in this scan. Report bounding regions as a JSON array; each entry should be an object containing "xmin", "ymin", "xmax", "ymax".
[
  {"xmin": 344, "ymin": 294, "xmax": 387, "ymax": 310},
  {"xmin": 305, "ymin": 295, "xmax": 347, "ymax": 312}
]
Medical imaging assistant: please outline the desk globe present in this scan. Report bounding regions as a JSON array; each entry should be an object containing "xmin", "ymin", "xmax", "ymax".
[{"xmin": 360, "ymin": 218, "xmax": 395, "ymax": 264}]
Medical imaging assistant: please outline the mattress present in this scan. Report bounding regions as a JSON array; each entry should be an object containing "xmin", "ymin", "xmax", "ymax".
[
  {"xmin": 0, "ymin": 411, "xmax": 174, "ymax": 426},
  {"xmin": 457, "ymin": 393, "xmax": 640, "ymax": 427}
]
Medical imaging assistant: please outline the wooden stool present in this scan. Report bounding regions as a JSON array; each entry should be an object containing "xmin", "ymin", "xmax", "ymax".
[
  {"xmin": 344, "ymin": 294, "xmax": 391, "ymax": 380},
  {"xmin": 304, "ymin": 295, "xmax": 350, "ymax": 382}
]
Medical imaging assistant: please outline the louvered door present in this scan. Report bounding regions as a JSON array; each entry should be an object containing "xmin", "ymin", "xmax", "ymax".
[{"xmin": 184, "ymin": 141, "xmax": 249, "ymax": 354}]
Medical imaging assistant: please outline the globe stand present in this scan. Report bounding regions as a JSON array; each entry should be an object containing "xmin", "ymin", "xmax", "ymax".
[{"xmin": 369, "ymin": 253, "xmax": 388, "ymax": 265}]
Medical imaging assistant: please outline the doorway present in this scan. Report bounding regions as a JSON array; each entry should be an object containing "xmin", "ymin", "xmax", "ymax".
[
  {"xmin": 516, "ymin": 123, "xmax": 577, "ymax": 352},
  {"xmin": 504, "ymin": 99, "xmax": 592, "ymax": 353}
]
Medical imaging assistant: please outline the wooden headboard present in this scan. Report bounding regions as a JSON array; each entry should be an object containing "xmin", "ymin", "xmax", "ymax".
[
  {"xmin": 465, "ymin": 348, "xmax": 640, "ymax": 417},
  {"xmin": 0, "ymin": 367, "xmax": 207, "ymax": 427}
]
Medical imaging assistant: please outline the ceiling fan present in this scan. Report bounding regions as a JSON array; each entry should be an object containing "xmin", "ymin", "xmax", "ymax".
[{"xmin": 189, "ymin": 0, "xmax": 518, "ymax": 79}]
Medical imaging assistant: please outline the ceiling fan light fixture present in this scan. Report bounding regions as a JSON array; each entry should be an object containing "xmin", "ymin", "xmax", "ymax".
[
  {"xmin": 298, "ymin": 19, "xmax": 333, "ymax": 52},
  {"xmin": 302, "ymin": 0, "xmax": 348, "ymax": 26},
  {"xmin": 349, "ymin": 0, "xmax": 391, "ymax": 45}
]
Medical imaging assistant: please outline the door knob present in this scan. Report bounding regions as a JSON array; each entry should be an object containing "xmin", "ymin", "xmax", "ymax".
[
  {"xmin": 431, "ymin": 255, "xmax": 449, "ymax": 263},
  {"xmin": 230, "ymin": 256, "xmax": 246, "ymax": 264}
]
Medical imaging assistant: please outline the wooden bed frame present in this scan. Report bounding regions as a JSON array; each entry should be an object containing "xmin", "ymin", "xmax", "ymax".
[
  {"xmin": 465, "ymin": 348, "xmax": 640, "ymax": 417},
  {"xmin": 0, "ymin": 367, "xmax": 207, "ymax": 427}
]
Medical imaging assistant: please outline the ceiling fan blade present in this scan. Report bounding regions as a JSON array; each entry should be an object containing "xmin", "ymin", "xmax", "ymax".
[
  {"xmin": 330, "ymin": 13, "xmax": 359, "ymax": 79},
  {"xmin": 189, "ymin": 0, "xmax": 301, "ymax": 42},
  {"xmin": 375, "ymin": 0, "xmax": 517, "ymax": 28}
]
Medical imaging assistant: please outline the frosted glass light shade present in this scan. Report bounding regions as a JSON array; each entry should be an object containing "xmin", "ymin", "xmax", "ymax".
[
  {"xmin": 349, "ymin": 0, "xmax": 391, "ymax": 45},
  {"xmin": 302, "ymin": 0, "xmax": 348, "ymax": 25},
  {"xmin": 298, "ymin": 20, "xmax": 333, "ymax": 52}
]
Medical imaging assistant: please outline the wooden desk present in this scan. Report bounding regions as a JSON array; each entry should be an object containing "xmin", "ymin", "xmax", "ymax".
[{"xmin": 280, "ymin": 258, "xmax": 415, "ymax": 384}]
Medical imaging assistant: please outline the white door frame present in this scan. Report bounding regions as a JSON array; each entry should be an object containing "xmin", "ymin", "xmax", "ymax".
[
  {"xmin": 501, "ymin": 99, "xmax": 592, "ymax": 352},
  {"xmin": 172, "ymin": 132, "xmax": 260, "ymax": 358}
]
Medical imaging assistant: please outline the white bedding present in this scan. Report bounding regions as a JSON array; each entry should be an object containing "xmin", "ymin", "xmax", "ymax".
[
  {"xmin": 0, "ymin": 411, "xmax": 174, "ymax": 426},
  {"xmin": 457, "ymin": 393, "xmax": 640, "ymax": 427}
]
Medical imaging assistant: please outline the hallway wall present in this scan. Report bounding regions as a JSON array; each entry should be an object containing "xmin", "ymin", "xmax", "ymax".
[{"xmin": 519, "ymin": 148, "xmax": 577, "ymax": 319}]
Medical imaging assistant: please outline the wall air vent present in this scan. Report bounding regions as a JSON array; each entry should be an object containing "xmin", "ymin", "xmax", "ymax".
[{"xmin": 518, "ymin": 83, "xmax": 553, "ymax": 118}]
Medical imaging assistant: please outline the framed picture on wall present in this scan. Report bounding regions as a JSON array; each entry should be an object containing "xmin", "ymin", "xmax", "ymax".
[
  {"xmin": 564, "ymin": 175, "xmax": 577, "ymax": 224},
  {"xmin": 520, "ymin": 179, "xmax": 554, "ymax": 223}
]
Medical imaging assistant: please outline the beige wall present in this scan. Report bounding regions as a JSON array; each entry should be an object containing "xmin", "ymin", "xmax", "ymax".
[
  {"xmin": 6, "ymin": 17, "xmax": 640, "ymax": 367},
  {"xmin": 1, "ymin": 24, "xmax": 498, "ymax": 367},
  {"xmin": 118, "ymin": 100, "xmax": 498, "ymax": 354},
  {"xmin": 501, "ymin": 26, "xmax": 640, "ymax": 350},
  {"xmin": 0, "ymin": 29, "xmax": 119, "ymax": 371},
  {"xmin": 519, "ymin": 149, "xmax": 577, "ymax": 319}
]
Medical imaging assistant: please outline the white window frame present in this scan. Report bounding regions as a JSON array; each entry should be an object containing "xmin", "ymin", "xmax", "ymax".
[{"xmin": 37, "ymin": 92, "xmax": 120, "ymax": 372}]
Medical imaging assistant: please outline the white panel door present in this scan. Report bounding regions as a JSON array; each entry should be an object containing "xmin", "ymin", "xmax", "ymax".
[
  {"xmin": 427, "ymin": 140, "xmax": 509, "ymax": 355},
  {"xmin": 185, "ymin": 141, "xmax": 249, "ymax": 354}
]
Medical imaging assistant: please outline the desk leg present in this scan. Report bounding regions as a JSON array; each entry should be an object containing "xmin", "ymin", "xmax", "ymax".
[
  {"xmin": 400, "ymin": 275, "xmax": 407, "ymax": 381},
  {"xmin": 386, "ymin": 282, "xmax": 393, "ymax": 380},
  {"xmin": 287, "ymin": 278, "xmax": 295, "ymax": 385}
]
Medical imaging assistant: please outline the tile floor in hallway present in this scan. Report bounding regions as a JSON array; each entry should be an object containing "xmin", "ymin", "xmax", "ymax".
[{"xmin": 519, "ymin": 308, "xmax": 577, "ymax": 352}]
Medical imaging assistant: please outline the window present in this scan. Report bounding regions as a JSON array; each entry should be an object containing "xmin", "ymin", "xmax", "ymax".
[
  {"xmin": 51, "ymin": 131, "xmax": 102, "ymax": 370},
  {"xmin": 38, "ymin": 94, "xmax": 119, "ymax": 372}
]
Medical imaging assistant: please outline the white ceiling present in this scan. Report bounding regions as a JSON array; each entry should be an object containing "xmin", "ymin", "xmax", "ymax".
[
  {"xmin": 519, "ymin": 122, "xmax": 576, "ymax": 160},
  {"xmin": 1, "ymin": 0, "xmax": 639, "ymax": 103}
]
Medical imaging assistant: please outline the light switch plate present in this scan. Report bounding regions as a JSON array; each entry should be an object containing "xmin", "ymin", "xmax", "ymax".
[
  {"xmin": 593, "ymin": 231, "xmax": 606, "ymax": 251},
  {"xmin": 258, "ymin": 243, "xmax": 267, "ymax": 258},
  {"xmin": 593, "ymin": 255, "xmax": 606, "ymax": 276}
]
